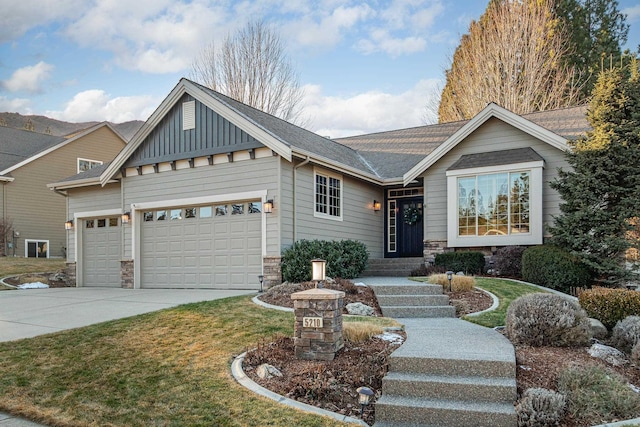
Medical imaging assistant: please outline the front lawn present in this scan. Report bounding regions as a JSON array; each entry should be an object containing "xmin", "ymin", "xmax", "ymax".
[
  {"xmin": 0, "ymin": 258, "xmax": 66, "ymax": 290},
  {"xmin": 0, "ymin": 295, "xmax": 353, "ymax": 426}
]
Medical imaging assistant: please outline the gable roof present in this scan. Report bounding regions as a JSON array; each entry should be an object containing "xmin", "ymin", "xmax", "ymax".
[
  {"xmin": 447, "ymin": 147, "xmax": 545, "ymax": 171},
  {"xmin": 0, "ymin": 122, "xmax": 126, "ymax": 177},
  {"xmin": 100, "ymin": 78, "xmax": 379, "ymax": 186}
]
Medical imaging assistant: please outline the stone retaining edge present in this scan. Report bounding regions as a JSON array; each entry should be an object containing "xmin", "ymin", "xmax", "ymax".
[
  {"xmin": 231, "ymin": 352, "xmax": 367, "ymax": 426},
  {"xmin": 251, "ymin": 294, "xmax": 294, "ymax": 312},
  {"xmin": 465, "ymin": 287, "xmax": 499, "ymax": 317}
]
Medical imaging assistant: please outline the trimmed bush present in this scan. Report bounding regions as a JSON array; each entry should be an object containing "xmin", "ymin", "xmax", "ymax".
[
  {"xmin": 521, "ymin": 245, "xmax": 592, "ymax": 293},
  {"xmin": 611, "ymin": 316, "xmax": 640, "ymax": 355},
  {"xmin": 427, "ymin": 274, "xmax": 475, "ymax": 292},
  {"xmin": 505, "ymin": 293, "xmax": 591, "ymax": 347},
  {"xmin": 632, "ymin": 341, "xmax": 640, "ymax": 365},
  {"xmin": 494, "ymin": 246, "xmax": 526, "ymax": 278},
  {"xmin": 579, "ymin": 287, "xmax": 640, "ymax": 330},
  {"xmin": 409, "ymin": 264, "xmax": 446, "ymax": 277},
  {"xmin": 281, "ymin": 239, "xmax": 368, "ymax": 283},
  {"xmin": 434, "ymin": 251, "xmax": 485, "ymax": 275},
  {"xmin": 558, "ymin": 365, "xmax": 640, "ymax": 424},
  {"xmin": 516, "ymin": 388, "xmax": 565, "ymax": 427}
]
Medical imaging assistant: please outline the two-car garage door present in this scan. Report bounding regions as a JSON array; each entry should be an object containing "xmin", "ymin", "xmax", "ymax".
[{"xmin": 140, "ymin": 201, "xmax": 262, "ymax": 289}]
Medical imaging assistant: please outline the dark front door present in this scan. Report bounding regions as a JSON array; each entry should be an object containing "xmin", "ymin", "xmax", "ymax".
[{"xmin": 397, "ymin": 198, "xmax": 424, "ymax": 257}]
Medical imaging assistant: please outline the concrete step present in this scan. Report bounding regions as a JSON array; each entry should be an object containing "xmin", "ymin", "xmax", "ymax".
[
  {"xmin": 381, "ymin": 305, "xmax": 456, "ymax": 318},
  {"xmin": 389, "ymin": 355, "xmax": 514, "ymax": 379},
  {"xmin": 377, "ymin": 294, "xmax": 450, "ymax": 307},
  {"xmin": 374, "ymin": 395, "xmax": 517, "ymax": 427},
  {"xmin": 362, "ymin": 269, "xmax": 416, "ymax": 277},
  {"xmin": 382, "ymin": 371, "xmax": 516, "ymax": 403},
  {"xmin": 367, "ymin": 284, "xmax": 444, "ymax": 296},
  {"xmin": 367, "ymin": 257, "xmax": 424, "ymax": 265}
]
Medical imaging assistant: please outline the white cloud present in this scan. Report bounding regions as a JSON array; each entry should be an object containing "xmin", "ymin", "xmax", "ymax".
[
  {"xmin": 46, "ymin": 90, "xmax": 158, "ymax": 123},
  {"xmin": 302, "ymin": 79, "xmax": 442, "ymax": 138},
  {"xmin": 0, "ymin": 96, "xmax": 32, "ymax": 113},
  {"xmin": 356, "ymin": 29, "xmax": 426, "ymax": 55},
  {"xmin": 1, "ymin": 62, "xmax": 54, "ymax": 94},
  {"xmin": 623, "ymin": 5, "xmax": 640, "ymax": 22},
  {"xmin": 0, "ymin": 0, "xmax": 87, "ymax": 43}
]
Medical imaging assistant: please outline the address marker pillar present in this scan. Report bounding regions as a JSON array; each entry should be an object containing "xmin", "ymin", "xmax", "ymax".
[{"xmin": 291, "ymin": 288, "xmax": 345, "ymax": 361}]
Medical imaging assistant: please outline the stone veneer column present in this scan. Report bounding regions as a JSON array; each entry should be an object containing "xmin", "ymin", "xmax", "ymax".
[
  {"xmin": 262, "ymin": 256, "xmax": 282, "ymax": 287},
  {"xmin": 65, "ymin": 262, "xmax": 77, "ymax": 287},
  {"xmin": 121, "ymin": 260, "xmax": 134, "ymax": 289},
  {"xmin": 291, "ymin": 288, "xmax": 345, "ymax": 361},
  {"xmin": 423, "ymin": 240, "xmax": 449, "ymax": 263}
]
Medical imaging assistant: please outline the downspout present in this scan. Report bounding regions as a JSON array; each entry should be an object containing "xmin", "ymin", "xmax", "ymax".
[{"xmin": 293, "ymin": 156, "xmax": 310, "ymax": 242}]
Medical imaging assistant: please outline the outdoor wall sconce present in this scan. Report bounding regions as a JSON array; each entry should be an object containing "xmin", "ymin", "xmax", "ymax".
[
  {"xmin": 373, "ymin": 200, "xmax": 381, "ymax": 212},
  {"xmin": 263, "ymin": 199, "xmax": 274, "ymax": 214},
  {"xmin": 446, "ymin": 270, "xmax": 454, "ymax": 292},
  {"xmin": 311, "ymin": 258, "xmax": 326, "ymax": 288},
  {"xmin": 121, "ymin": 212, "xmax": 131, "ymax": 224},
  {"xmin": 356, "ymin": 386, "xmax": 374, "ymax": 419},
  {"xmin": 64, "ymin": 219, "xmax": 74, "ymax": 230},
  {"xmin": 258, "ymin": 274, "xmax": 264, "ymax": 293}
]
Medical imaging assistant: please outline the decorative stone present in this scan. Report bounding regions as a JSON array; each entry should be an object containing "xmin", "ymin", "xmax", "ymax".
[
  {"xmin": 589, "ymin": 318, "xmax": 608, "ymax": 340},
  {"xmin": 256, "ymin": 363, "xmax": 282, "ymax": 379},
  {"xmin": 588, "ymin": 343, "xmax": 628, "ymax": 366},
  {"xmin": 345, "ymin": 302, "xmax": 374, "ymax": 316}
]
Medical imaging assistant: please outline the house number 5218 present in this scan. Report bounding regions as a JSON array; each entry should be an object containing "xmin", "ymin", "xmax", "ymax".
[{"xmin": 303, "ymin": 317, "xmax": 323, "ymax": 328}]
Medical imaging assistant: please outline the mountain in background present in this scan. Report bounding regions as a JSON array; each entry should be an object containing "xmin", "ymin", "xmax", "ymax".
[{"xmin": 0, "ymin": 112, "xmax": 144, "ymax": 141}]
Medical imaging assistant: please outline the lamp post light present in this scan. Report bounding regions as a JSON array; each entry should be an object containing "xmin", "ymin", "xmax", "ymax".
[
  {"xmin": 489, "ymin": 260, "xmax": 495, "ymax": 277},
  {"xmin": 258, "ymin": 275, "xmax": 264, "ymax": 293},
  {"xmin": 356, "ymin": 386, "xmax": 374, "ymax": 419},
  {"xmin": 311, "ymin": 259, "xmax": 326, "ymax": 289},
  {"xmin": 446, "ymin": 270, "xmax": 453, "ymax": 292}
]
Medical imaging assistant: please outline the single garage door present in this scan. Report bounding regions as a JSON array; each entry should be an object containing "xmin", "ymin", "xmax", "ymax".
[
  {"xmin": 140, "ymin": 201, "xmax": 262, "ymax": 289},
  {"xmin": 83, "ymin": 217, "xmax": 122, "ymax": 287}
]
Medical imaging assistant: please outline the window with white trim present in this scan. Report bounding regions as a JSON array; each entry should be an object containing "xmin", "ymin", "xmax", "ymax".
[
  {"xmin": 314, "ymin": 169, "xmax": 342, "ymax": 220},
  {"xmin": 77, "ymin": 158, "xmax": 103, "ymax": 173},
  {"xmin": 446, "ymin": 162, "xmax": 544, "ymax": 247}
]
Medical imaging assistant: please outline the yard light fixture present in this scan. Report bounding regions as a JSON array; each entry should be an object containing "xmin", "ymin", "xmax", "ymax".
[
  {"xmin": 64, "ymin": 219, "xmax": 74, "ymax": 230},
  {"xmin": 373, "ymin": 200, "xmax": 381, "ymax": 212},
  {"xmin": 311, "ymin": 259, "xmax": 326, "ymax": 289},
  {"xmin": 121, "ymin": 212, "xmax": 131, "ymax": 224},
  {"xmin": 264, "ymin": 199, "xmax": 274, "ymax": 214},
  {"xmin": 258, "ymin": 274, "xmax": 264, "ymax": 293},
  {"xmin": 356, "ymin": 386, "xmax": 374, "ymax": 419},
  {"xmin": 446, "ymin": 270, "xmax": 453, "ymax": 292},
  {"xmin": 489, "ymin": 260, "xmax": 495, "ymax": 276}
]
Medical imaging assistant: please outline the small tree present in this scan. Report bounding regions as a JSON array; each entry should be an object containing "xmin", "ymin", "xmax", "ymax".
[
  {"xmin": 550, "ymin": 58, "xmax": 640, "ymax": 284},
  {"xmin": 0, "ymin": 218, "xmax": 13, "ymax": 257}
]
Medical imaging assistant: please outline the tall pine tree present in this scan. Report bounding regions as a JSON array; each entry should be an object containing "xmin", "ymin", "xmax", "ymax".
[{"xmin": 550, "ymin": 58, "xmax": 640, "ymax": 284}]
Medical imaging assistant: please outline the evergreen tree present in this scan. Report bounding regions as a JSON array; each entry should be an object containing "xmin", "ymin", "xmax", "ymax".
[
  {"xmin": 550, "ymin": 59, "xmax": 640, "ymax": 284},
  {"xmin": 553, "ymin": 0, "xmax": 629, "ymax": 98}
]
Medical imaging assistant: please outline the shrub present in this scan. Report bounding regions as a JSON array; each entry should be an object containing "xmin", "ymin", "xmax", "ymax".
[
  {"xmin": 493, "ymin": 246, "xmax": 526, "ymax": 278},
  {"xmin": 632, "ymin": 341, "xmax": 640, "ymax": 365},
  {"xmin": 409, "ymin": 264, "xmax": 446, "ymax": 277},
  {"xmin": 281, "ymin": 239, "xmax": 368, "ymax": 283},
  {"xmin": 434, "ymin": 251, "xmax": 485, "ymax": 275},
  {"xmin": 579, "ymin": 287, "xmax": 640, "ymax": 330},
  {"xmin": 521, "ymin": 245, "xmax": 592, "ymax": 293},
  {"xmin": 428, "ymin": 274, "xmax": 475, "ymax": 292},
  {"xmin": 611, "ymin": 316, "xmax": 640, "ymax": 354},
  {"xmin": 558, "ymin": 365, "xmax": 640, "ymax": 424},
  {"xmin": 343, "ymin": 322, "xmax": 384, "ymax": 344},
  {"xmin": 516, "ymin": 388, "xmax": 565, "ymax": 427},
  {"xmin": 505, "ymin": 293, "xmax": 591, "ymax": 347}
]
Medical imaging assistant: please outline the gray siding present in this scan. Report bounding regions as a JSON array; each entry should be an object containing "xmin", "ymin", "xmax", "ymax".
[
  {"xmin": 292, "ymin": 163, "xmax": 384, "ymax": 258},
  {"xmin": 67, "ymin": 183, "xmax": 122, "ymax": 262},
  {"xmin": 422, "ymin": 117, "xmax": 570, "ymax": 241},
  {"xmin": 121, "ymin": 155, "xmax": 280, "ymax": 258},
  {"xmin": 125, "ymin": 94, "xmax": 263, "ymax": 167}
]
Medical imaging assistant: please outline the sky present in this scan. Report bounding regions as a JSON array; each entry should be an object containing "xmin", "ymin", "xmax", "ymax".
[{"xmin": 1, "ymin": 1, "xmax": 640, "ymax": 139}]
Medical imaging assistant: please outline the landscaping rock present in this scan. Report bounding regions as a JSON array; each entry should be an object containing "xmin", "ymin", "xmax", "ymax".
[
  {"xmin": 589, "ymin": 318, "xmax": 608, "ymax": 340},
  {"xmin": 256, "ymin": 363, "xmax": 282, "ymax": 379},
  {"xmin": 588, "ymin": 343, "xmax": 628, "ymax": 366},
  {"xmin": 345, "ymin": 302, "xmax": 374, "ymax": 316}
]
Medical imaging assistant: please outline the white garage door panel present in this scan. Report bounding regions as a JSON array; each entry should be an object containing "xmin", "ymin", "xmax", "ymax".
[
  {"xmin": 83, "ymin": 218, "xmax": 121, "ymax": 287},
  {"xmin": 141, "ymin": 201, "xmax": 262, "ymax": 289}
]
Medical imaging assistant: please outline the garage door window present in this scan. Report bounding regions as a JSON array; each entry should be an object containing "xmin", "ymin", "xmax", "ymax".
[
  {"xmin": 86, "ymin": 220, "xmax": 95, "ymax": 228},
  {"xmin": 216, "ymin": 205, "xmax": 227, "ymax": 216},
  {"xmin": 185, "ymin": 208, "xmax": 196, "ymax": 218},
  {"xmin": 97, "ymin": 219, "xmax": 106, "ymax": 227},
  {"xmin": 232, "ymin": 204, "xmax": 244, "ymax": 215},
  {"xmin": 170, "ymin": 209, "xmax": 182, "ymax": 220},
  {"xmin": 144, "ymin": 212, "xmax": 153, "ymax": 222},
  {"xmin": 249, "ymin": 202, "xmax": 261, "ymax": 214},
  {"xmin": 157, "ymin": 210, "xmax": 167, "ymax": 221},
  {"xmin": 109, "ymin": 218, "xmax": 119, "ymax": 227},
  {"xmin": 200, "ymin": 207, "xmax": 212, "ymax": 218}
]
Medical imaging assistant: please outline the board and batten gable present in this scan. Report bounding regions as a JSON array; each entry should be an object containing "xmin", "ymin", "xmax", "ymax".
[
  {"xmin": 66, "ymin": 183, "xmax": 122, "ymax": 262},
  {"xmin": 6, "ymin": 125, "xmax": 124, "ymax": 258},
  {"xmin": 124, "ymin": 94, "xmax": 264, "ymax": 167},
  {"xmin": 421, "ymin": 117, "xmax": 571, "ymax": 243},
  {"xmin": 289, "ymin": 162, "xmax": 384, "ymax": 258}
]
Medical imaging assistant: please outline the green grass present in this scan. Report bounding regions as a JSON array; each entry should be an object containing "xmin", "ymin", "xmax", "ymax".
[
  {"xmin": 0, "ymin": 295, "xmax": 357, "ymax": 426},
  {"xmin": 464, "ymin": 278, "xmax": 551, "ymax": 327}
]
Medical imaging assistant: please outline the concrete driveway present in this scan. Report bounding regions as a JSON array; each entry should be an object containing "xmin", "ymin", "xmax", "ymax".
[{"xmin": 0, "ymin": 287, "xmax": 254, "ymax": 342}]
